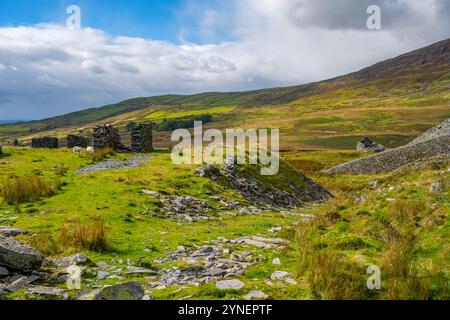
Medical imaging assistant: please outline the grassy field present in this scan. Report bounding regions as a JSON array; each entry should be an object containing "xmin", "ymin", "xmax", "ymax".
[
  {"xmin": 1, "ymin": 40, "xmax": 449, "ymax": 150},
  {"xmin": 0, "ymin": 147, "xmax": 448, "ymax": 300}
]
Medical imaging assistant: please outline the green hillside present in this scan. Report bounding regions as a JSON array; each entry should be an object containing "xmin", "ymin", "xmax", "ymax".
[{"xmin": 1, "ymin": 38, "xmax": 449, "ymax": 150}]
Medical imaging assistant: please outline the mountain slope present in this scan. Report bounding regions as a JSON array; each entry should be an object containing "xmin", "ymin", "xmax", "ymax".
[{"xmin": 1, "ymin": 38, "xmax": 449, "ymax": 150}]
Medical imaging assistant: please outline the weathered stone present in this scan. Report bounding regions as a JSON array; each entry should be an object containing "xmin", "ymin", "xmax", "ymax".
[
  {"xmin": 356, "ymin": 137, "xmax": 386, "ymax": 153},
  {"xmin": 272, "ymin": 258, "xmax": 281, "ymax": 265},
  {"xmin": 92, "ymin": 281, "xmax": 145, "ymax": 300},
  {"xmin": 67, "ymin": 134, "xmax": 90, "ymax": 148},
  {"xmin": 130, "ymin": 122, "xmax": 153, "ymax": 153},
  {"xmin": 31, "ymin": 137, "xmax": 58, "ymax": 149},
  {"xmin": 93, "ymin": 124, "xmax": 125, "ymax": 151},
  {"xmin": 0, "ymin": 236, "xmax": 44, "ymax": 270},
  {"xmin": 216, "ymin": 279, "xmax": 245, "ymax": 290},
  {"xmin": 325, "ymin": 119, "xmax": 450, "ymax": 174},
  {"xmin": 25, "ymin": 285, "xmax": 68, "ymax": 300},
  {"xmin": 97, "ymin": 271, "xmax": 110, "ymax": 280},
  {"xmin": 429, "ymin": 182, "xmax": 444, "ymax": 193},
  {"xmin": 270, "ymin": 271, "xmax": 291, "ymax": 281},
  {"xmin": 0, "ymin": 226, "xmax": 29, "ymax": 237},
  {"xmin": 0, "ymin": 266, "xmax": 9, "ymax": 277},
  {"xmin": 126, "ymin": 266, "xmax": 158, "ymax": 275},
  {"xmin": 196, "ymin": 157, "xmax": 331, "ymax": 209},
  {"xmin": 53, "ymin": 254, "xmax": 92, "ymax": 268},
  {"xmin": 244, "ymin": 291, "xmax": 268, "ymax": 300}
]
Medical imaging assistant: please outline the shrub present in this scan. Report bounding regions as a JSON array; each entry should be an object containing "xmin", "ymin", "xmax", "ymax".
[
  {"xmin": 295, "ymin": 219, "xmax": 372, "ymax": 300},
  {"xmin": 0, "ymin": 176, "xmax": 59, "ymax": 204},
  {"xmin": 54, "ymin": 164, "xmax": 69, "ymax": 176},
  {"xmin": 79, "ymin": 147, "xmax": 114, "ymax": 162},
  {"xmin": 59, "ymin": 220, "xmax": 110, "ymax": 252},
  {"xmin": 29, "ymin": 232, "xmax": 62, "ymax": 255}
]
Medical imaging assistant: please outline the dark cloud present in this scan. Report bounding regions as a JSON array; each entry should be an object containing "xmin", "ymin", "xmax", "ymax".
[{"xmin": 285, "ymin": 0, "xmax": 417, "ymax": 30}]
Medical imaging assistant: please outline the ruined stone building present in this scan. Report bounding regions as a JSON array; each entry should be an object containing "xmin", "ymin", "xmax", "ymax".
[
  {"xmin": 130, "ymin": 122, "xmax": 153, "ymax": 153},
  {"xmin": 93, "ymin": 124, "xmax": 125, "ymax": 151},
  {"xmin": 31, "ymin": 137, "xmax": 59, "ymax": 149},
  {"xmin": 67, "ymin": 134, "xmax": 91, "ymax": 148}
]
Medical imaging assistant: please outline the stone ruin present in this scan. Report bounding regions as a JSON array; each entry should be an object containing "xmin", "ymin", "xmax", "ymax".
[
  {"xmin": 356, "ymin": 137, "xmax": 386, "ymax": 153},
  {"xmin": 31, "ymin": 137, "xmax": 59, "ymax": 149},
  {"xmin": 67, "ymin": 134, "xmax": 90, "ymax": 148},
  {"xmin": 93, "ymin": 124, "xmax": 125, "ymax": 151},
  {"xmin": 130, "ymin": 122, "xmax": 153, "ymax": 153}
]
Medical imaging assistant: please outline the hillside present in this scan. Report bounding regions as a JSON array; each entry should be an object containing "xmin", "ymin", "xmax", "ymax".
[{"xmin": 1, "ymin": 38, "xmax": 449, "ymax": 150}]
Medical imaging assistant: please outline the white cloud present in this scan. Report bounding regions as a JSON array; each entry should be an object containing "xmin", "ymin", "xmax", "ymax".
[{"xmin": 0, "ymin": 0, "xmax": 448, "ymax": 120}]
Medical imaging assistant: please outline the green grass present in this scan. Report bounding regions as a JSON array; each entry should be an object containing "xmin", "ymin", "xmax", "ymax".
[{"xmin": 1, "ymin": 147, "xmax": 447, "ymax": 300}]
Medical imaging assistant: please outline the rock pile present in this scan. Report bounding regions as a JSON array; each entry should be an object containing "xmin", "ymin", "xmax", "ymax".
[
  {"xmin": 325, "ymin": 118, "xmax": 450, "ymax": 174},
  {"xmin": 31, "ymin": 137, "xmax": 59, "ymax": 149},
  {"xmin": 195, "ymin": 157, "xmax": 331, "ymax": 209},
  {"xmin": 76, "ymin": 155, "xmax": 151, "ymax": 174},
  {"xmin": 161, "ymin": 196, "xmax": 213, "ymax": 222}
]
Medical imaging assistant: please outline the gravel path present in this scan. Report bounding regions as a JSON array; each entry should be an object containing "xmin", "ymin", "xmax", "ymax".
[{"xmin": 76, "ymin": 155, "xmax": 151, "ymax": 174}]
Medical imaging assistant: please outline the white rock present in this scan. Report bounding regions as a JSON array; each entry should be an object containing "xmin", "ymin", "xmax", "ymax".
[
  {"xmin": 97, "ymin": 271, "xmax": 110, "ymax": 280},
  {"xmin": 270, "ymin": 271, "xmax": 291, "ymax": 281},
  {"xmin": 244, "ymin": 291, "xmax": 268, "ymax": 300},
  {"xmin": 272, "ymin": 258, "xmax": 281, "ymax": 265},
  {"xmin": 285, "ymin": 278, "xmax": 298, "ymax": 285},
  {"xmin": 216, "ymin": 279, "xmax": 245, "ymax": 290}
]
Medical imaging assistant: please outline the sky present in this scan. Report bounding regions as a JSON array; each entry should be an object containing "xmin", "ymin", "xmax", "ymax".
[{"xmin": 0, "ymin": 0, "xmax": 449, "ymax": 120}]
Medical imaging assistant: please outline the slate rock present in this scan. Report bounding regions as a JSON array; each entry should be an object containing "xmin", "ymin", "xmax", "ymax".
[
  {"xmin": 93, "ymin": 281, "xmax": 145, "ymax": 300},
  {"xmin": 0, "ymin": 236, "xmax": 44, "ymax": 270},
  {"xmin": 216, "ymin": 279, "xmax": 245, "ymax": 290}
]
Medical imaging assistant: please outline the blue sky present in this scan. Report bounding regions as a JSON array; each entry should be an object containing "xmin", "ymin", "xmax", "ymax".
[
  {"xmin": 0, "ymin": 0, "xmax": 232, "ymax": 43},
  {"xmin": 0, "ymin": 0, "xmax": 448, "ymax": 120}
]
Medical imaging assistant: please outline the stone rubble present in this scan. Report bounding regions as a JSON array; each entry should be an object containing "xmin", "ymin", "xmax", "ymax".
[{"xmin": 76, "ymin": 155, "xmax": 151, "ymax": 174}]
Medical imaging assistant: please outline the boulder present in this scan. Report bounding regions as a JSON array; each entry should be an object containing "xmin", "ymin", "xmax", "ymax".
[
  {"xmin": 0, "ymin": 266, "xmax": 9, "ymax": 277},
  {"xmin": 25, "ymin": 285, "xmax": 68, "ymax": 300},
  {"xmin": 0, "ymin": 226, "xmax": 29, "ymax": 237},
  {"xmin": 216, "ymin": 279, "xmax": 245, "ymax": 290},
  {"xmin": 0, "ymin": 236, "xmax": 44, "ymax": 270},
  {"xmin": 53, "ymin": 254, "xmax": 93, "ymax": 268},
  {"xmin": 92, "ymin": 281, "xmax": 145, "ymax": 300},
  {"xmin": 244, "ymin": 291, "xmax": 269, "ymax": 300}
]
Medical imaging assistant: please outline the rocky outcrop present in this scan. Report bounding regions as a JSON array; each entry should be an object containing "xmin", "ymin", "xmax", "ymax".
[
  {"xmin": 409, "ymin": 118, "xmax": 450, "ymax": 145},
  {"xmin": 0, "ymin": 236, "xmax": 44, "ymax": 270},
  {"xmin": 325, "ymin": 119, "xmax": 450, "ymax": 174},
  {"xmin": 195, "ymin": 158, "xmax": 331, "ymax": 209}
]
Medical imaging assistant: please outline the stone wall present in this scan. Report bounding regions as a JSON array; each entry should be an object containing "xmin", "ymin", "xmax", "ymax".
[
  {"xmin": 67, "ymin": 135, "xmax": 90, "ymax": 148},
  {"xmin": 93, "ymin": 124, "xmax": 125, "ymax": 151},
  {"xmin": 130, "ymin": 123, "xmax": 153, "ymax": 153},
  {"xmin": 31, "ymin": 137, "xmax": 59, "ymax": 149}
]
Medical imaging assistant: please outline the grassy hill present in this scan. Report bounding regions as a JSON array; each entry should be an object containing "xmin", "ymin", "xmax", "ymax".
[{"xmin": 1, "ymin": 38, "xmax": 449, "ymax": 150}]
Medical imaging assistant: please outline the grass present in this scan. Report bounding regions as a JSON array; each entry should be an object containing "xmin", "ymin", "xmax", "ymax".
[
  {"xmin": 0, "ymin": 146, "xmax": 447, "ymax": 300},
  {"xmin": 79, "ymin": 147, "xmax": 114, "ymax": 162},
  {"xmin": 0, "ymin": 175, "xmax": 59, "ymax": 204},
  {"xmin": 287, "ymin": 150, "xmax": 449, "ymax": 300},
  {"xmin": 59, "ymin": 219, "xmax": 110, "ymax": 252}
]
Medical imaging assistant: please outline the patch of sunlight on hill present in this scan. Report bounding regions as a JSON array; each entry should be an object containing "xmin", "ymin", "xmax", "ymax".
[{"xmin": 144, "ymin": 106, "xmax": 237, "ymax": 121}]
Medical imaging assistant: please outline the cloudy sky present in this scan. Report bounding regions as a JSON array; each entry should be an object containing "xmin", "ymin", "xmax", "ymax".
[{"xmin": 0, "ymin": 0, "xmax": 449, "ymax": 120}]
